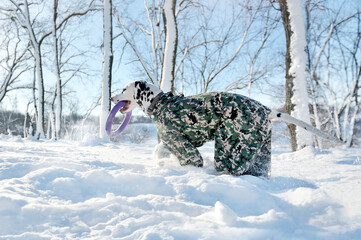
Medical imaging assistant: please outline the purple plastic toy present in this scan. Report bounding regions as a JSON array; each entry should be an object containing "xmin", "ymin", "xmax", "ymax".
[{"xmin": 105, "ymin": 101, "xmax": 132, "ymax": 137}]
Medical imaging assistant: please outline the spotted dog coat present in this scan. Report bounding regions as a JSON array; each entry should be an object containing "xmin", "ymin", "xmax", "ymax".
[{"xmin": 111, "ymin": 81, "xmax": 272, "ymax": 177}]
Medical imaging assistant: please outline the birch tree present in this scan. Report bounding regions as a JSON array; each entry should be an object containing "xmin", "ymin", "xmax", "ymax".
[
  {"xmin": 114, "ymin": 0, "xmax": 165, "ymax": 87},
  {"xmin": 319, "ymin": 13, "xmax": 360, "ymax": 147},
  {"xmin": 51, "ymin": 0, "xmax": 62, "ymax": 140},
  {"xmin": 3, "ymin": 0, "xmax": 95, "ymax": 139},
  {"xmin": 280, "ymin": 0, "xmax": 313, "ymax": 151},
  {"xmin": 0, "ymin": 23, "xmax": 31, "ymax": 103},
  {"xmin": 6, "ymin": 0, "xmax": 47, "ymax": 139},
  {"xmin": 114, "ymin": 0, "xmax": 196, "ymax": 92},
  {"xmin": 100, "ymin": 0, "xmax": 113, "ymax": 139},
  {"xmin": 304, "ymin": 1, "xmax": 360, "ymax": 147},
  {"xmin": 49, "ymin": 0, "xmax": 96, "ymax": 139},
  {"xmin": 114, "ymin": 0, "xmax": 275, "ymax": 95},
  {"xmin": 160, "ymin": 0, "xmax": 177, "ymax": 92},
  {"xmin": 184, "ymin": 1, "xmax": 255, "ymax": 93},
  {"xmin": 172, "ymin": 0, "xmax": 277, "ymax": 95}
]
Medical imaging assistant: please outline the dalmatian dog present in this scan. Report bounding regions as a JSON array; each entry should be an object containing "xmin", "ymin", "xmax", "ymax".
[{"xmin": 111, "ymin": 81, "xmax": 342, "ymax": 177}]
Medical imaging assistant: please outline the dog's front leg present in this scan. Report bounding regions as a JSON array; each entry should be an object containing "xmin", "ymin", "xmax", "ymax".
[{"xmin": 158, "ymin": 128, "xmax": 203, "ymax": 168}]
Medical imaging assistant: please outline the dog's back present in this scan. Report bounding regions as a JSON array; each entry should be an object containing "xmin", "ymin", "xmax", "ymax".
[{"xmin": 149, "ymin": 92, "xmax": 270, "ymax": 146}]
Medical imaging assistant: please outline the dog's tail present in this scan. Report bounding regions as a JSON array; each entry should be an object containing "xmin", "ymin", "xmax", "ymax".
[{"xmin": 269, "ymin": 110, "xmax": 344, "ymax": 145}]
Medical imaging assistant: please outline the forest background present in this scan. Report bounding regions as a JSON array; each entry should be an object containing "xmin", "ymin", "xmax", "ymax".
[{"xmin": 0, "ymin": 0, "xmax": 360, "ymax": 150}]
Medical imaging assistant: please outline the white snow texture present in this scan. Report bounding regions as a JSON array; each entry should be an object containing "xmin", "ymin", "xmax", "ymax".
[{"xmin": 1, "ymin": 125, "xmax": 361, "ymax": 239}]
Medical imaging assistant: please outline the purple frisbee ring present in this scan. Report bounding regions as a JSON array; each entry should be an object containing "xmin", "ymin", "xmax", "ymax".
[{"xmin": 106, "ymin": 101, "xmax": 132, "ymax": 137}]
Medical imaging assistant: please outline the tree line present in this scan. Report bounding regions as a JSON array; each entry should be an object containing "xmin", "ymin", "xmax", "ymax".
[{"xmin": 0, "ymin": 0, "xmax": 360, "ymax": 150}]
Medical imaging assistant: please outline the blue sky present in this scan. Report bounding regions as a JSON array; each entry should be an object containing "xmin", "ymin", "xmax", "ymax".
[{"xmin": 1, "ymin": 0, "xmax": 358, "ymax": 117}]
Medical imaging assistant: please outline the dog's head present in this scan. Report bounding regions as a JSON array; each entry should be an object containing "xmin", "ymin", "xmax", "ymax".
[{"xmin": 110, "ymin": 81, "xmax": 162, "ymax": 113}]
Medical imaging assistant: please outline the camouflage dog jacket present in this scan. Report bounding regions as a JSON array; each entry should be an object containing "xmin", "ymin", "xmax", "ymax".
[{"xmin": 148, "ymin": 92, "xmax": 272, "ymax": 177}]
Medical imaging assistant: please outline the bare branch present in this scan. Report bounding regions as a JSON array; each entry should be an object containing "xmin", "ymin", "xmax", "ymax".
[
  {"xmin": 113, "ymin": 8, "xmax": 156, "ymax": 83},
  {"xmin": 39, "ymin": 0, "xmax": 97, "ymax": 45}
]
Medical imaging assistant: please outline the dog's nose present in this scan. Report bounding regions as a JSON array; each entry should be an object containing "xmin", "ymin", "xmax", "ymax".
[{"xmin": 110, "ymin": 97, "xmax": 120, "ymax": 103}]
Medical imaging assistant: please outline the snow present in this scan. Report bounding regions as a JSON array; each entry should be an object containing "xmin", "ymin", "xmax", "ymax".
[
  {"xmin": 287, "ymin": 0, "xmax": 313, "ymax": 148},
  {"xmin": 1, "ymin": 129, "xmax": 361, "ymax": 239}
]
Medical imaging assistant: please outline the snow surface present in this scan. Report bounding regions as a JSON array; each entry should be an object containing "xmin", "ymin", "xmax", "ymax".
[{"xmin": 1, "ymin": 128, "xmax": 361, "ymax": 239}]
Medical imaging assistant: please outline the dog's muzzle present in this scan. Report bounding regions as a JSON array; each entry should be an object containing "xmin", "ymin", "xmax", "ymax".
[{"xmin": 119, "ymin": 101, "xmax": 131, "ymax": 113}]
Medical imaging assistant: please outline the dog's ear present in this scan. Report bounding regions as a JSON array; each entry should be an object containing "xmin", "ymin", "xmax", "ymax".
[
  {"xmin": 134, "ymin": 81, "xmax": 151, "ymax": 100},
  {"xmin": 134, "ymin": 81, "xmax": 147, "ymax": 91},
  {"xmin": 134, "ymin": 81, "xmax": 141, "ymax": 87}
]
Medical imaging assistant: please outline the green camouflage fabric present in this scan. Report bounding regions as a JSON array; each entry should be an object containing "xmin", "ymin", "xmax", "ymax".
[{"xmin": 148, "ymin": 92, "xmax": 272, "ymax": 177}]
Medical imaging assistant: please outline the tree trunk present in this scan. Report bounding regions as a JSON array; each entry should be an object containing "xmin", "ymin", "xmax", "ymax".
[
  {"xmin": 100, "ymin": 0, "xmax": 113, "ymax": 139},
  {"xmin": 0, "ymin": 70, "xmax": 13, "ymax": 103},
  {"xmin": 34, "ymin": 46, "xmax": 45, "ymax": 139},
  {"xmin": 280, "ymin": 0, "xmax": 313, "ymax": 151},
  {"xmin": 32, "ymin": 65, "xmax": 37, "ymax": 135},
  {"xmin": 52, "ymin": 0, "xmax": 62, "ymax": 140},
  {"xmin": 24, "ymin": 112, "xmax": 28, "ymax": 138},
  {"xmin": 21, "ymin": 0, "xmax": 45, "ymax": 139},
  {"xmin": 160, "ymin": 0, "xmax": 178, "ymax": 92}
]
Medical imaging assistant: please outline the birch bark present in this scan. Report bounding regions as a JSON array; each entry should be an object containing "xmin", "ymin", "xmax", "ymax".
[
  {"xmin": 22, "ymin": 0, "xmax": 45, "ymax": 139},
  {"xmin": 160, "ymin": 0, "xmax": 177, "ymax": 92},
  {"xmin": 280, "ymin": 0, "xmax": 313, "ymax": 151},
  {"xmin": 52, "ymin": 0, "xmax": 62, "ymax": 140},
  {"xmin": 100, "ymin": 0, "xmax": 113, "ymax": 139}
]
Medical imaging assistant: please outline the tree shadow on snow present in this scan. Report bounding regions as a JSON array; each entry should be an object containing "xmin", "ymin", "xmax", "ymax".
[
  {"xmin": 336, "ymin": 158, "xmax": 361, "ymax": 165},
  {"xmin": 266, "ymin": 176, "xmax": 317, "ymax": 192}
]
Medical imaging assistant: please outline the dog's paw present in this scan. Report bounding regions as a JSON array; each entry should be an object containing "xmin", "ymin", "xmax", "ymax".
[
  {"xmin": 153, "ymin": 142, "xmax": 180, "ymax": 168},
  {"xmin": 155, "ymin": 155, "xmax": 180, "ymax": 168},
  {"xmin": 153, "ymin": 142, "xmax": 171, "ymax": 160}
]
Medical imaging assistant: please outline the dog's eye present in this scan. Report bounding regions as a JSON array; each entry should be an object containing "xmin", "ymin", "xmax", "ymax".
[{"xmin": 121, "ymin": 88, "xmax": 126, "ymax": 93}]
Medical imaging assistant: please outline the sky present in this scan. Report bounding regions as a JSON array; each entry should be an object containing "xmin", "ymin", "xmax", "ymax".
[
  {"xmin": 1, "ymin": 0, "xmax": 152, "ymax": 117},
  {"xmin": 1, "ymin": 0, "xmax": 358, "ymax": 118},
  {"xmin": 0, "ymin": 0, "xmax": 287, "ymax": 118}
]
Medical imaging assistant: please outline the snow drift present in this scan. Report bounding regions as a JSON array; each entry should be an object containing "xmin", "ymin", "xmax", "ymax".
[{"xmin": 0, "ymin": 129, "xmax": 361, "ymax": 239}]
